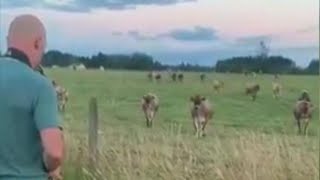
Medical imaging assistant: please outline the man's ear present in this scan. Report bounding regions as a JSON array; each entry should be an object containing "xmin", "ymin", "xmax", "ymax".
[{"xmin": 34, "ymin": 39, "xmax": 40, "ymax": 50}]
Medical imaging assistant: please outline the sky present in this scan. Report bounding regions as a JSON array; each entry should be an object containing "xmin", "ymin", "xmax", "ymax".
[{"xmin": 0, "ymin": 0, "xmax": 319, "ymax": 67}]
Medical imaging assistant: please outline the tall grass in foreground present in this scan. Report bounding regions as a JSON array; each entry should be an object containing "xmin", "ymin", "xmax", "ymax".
[{"xmin": 63, "ymin": 126, "xmax": 318, "ymax": 180}]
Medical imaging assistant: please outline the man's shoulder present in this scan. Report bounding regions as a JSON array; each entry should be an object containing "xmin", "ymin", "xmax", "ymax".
[
  {"xmin": 0, "ymin": 56, "xmax": 52, "ymax": 88},
  {"xmin": 33, "ymin": 73, "xmax": 53, "ymax": 91},
  {"xmin": 0, "ymin": 56, "xmax": 20, "ymax": 63}
]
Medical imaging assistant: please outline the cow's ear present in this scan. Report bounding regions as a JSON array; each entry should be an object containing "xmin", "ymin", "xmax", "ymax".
[
  {"xmin": 143, "ymin": 95, "xmax": 147, "ymax": 100},
  {"xmin": 190, "ymin": 96, "xmax": 194, "ymax": 102},
  {"xmin": 201, "ymin": 97, "xmax": 206, "ymax": 101}
]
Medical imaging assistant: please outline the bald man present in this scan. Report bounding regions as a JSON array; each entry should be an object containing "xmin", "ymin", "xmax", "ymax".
[{"xmin": 0, "ymin": 15, "xmax": 64, "ymax": 180}]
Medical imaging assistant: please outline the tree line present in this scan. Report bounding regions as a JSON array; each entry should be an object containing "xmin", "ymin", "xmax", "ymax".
[
  {"xmin": 0, "ymin": 50, "xmax": 318, "ymax": 74},
  {"xmin": 215, "ymin": 56, "xmax": 319, "ymax": 75},
  {"xmin": 42, "ymin": 50, "xmax": 212, "ymax": 72}
]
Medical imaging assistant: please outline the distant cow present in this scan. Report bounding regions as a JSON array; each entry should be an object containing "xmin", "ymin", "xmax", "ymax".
[
  {"xmin": 200, "ymin": 74, "xmax": 206, "ymax": 82},
  {"xmin": 190, "ymin": 95, "xmax": 213, "ymax": 138},
  {"xmin": 142, "ymin": 93, "xmax": 159, "ymax": 127},
  {"xmin": 147, "ymin": 71, "xmax": 154, "ymax": 81},
  {"xmin": 147, "ymin": 71, "xmax": 161, "ymax": 82},
  {"xmin": 245, "ymin": 83, "xmax": 260, "ymax": 101},
  {"xmin": 74, "ymin": 64, "xmax": 86, "ymax": 71},
  {"xmin": 178, "ymin": 73, "xmax": 184, "ymax": 82},
  {"xmin": 52, "ymin": 80, "xmax": 69, "ymax": 112},
  {"xmin": 293, "ymin": 100, "xmax": 314, "ymax": 135},
  {"xmin": 171, "ymin": 72, "xmax": 177, "ymax": 82},
  {"xmin": 213, "ymin": 80, "xmax": 224, "ymax": 93},
  {"xmin": 252, "ymin": 72, "xmax": 257, "ymax": 78},
  {"xmin": 155, "ymin": 73, "xmax": 162, "ymax": 82},
  {"xmin": 272, "ymin": 82, "xmax": 281, "ymax": 99}
]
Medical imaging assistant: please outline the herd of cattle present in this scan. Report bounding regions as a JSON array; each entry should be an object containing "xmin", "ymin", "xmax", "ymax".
[
  {"xmin": 49, "ymin": 69, "xmax": 314, "ymax": 137},
  {"xmin": 143, "ymin": 71, "xmax": 314, "ymax": 137}
]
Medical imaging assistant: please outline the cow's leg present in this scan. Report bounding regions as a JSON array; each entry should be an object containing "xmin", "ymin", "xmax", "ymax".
[
  {"xmin": 145, "ymin": 116, "xmax": 150, "ymax": 127},
  {"xmin": 194, "ymin": 120, "xmax": 200, "ymax": 137},
  {"xmin": 193, "ymin": 120, "xmax": 198, "ymax": 136},
  {"xmin": 61, "ymin": 101, "xmax": 66, "ymax": 112},
  {"xmin": 303, "ymin": 119, "xmax": 310, "ymax": 136},
  {"xmin": 252, "ymin": 94, "xmax": 256, "ymax": 101},
  {"xmin": 149, "ymin": 112, "xmax": 155, "ymax": 128},
  {"xmin": 297, "ymin": 119, "xmax": 302, "ymax": 135},
  {"xmin": 197, "ymin": 120, "xmax": 203, "ymax": 138},
  {"xmin": 199, "ymin": 122, "xmax": 204, "ymax": 137},
  {"xmin": 202, "ymin": 120, "xmax": 208, "ymax": 137},
  {"xmin": 149, "ymin": 119, "xmax": 153, "ymax": 128},
  {"xmin": 58, "ymin": 103, "xmax": 63, "ymax": 112}
]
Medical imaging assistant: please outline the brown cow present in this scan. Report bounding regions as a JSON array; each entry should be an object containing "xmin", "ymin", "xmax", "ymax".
[
  {"xmin": 155, "ymin": 73, "xmax": 161, "ymax": 82},
  {"xmin": 293, "ymin": 100, "xmax": 314, "ymax": 135},
  {"xmin": 213, "ymin": 80, "xmax": 224, "ymax": 93},
  {"xmin": 142, "ymin": 93, "xmax": 159, "ymax": 127},
  {"xmin": 52, "ymin": 80, "xmax": 69, "ymax": 112},
  {"xmin": 171, "ymin": 72, "xmax": 177, "ymax": 82},
  {"xmin": 147, "ymin": 71, "xmax": 154, "ymax": 81},
  {"xmin": 178, "ymin": 73, "xmax": 184, "ymax": 82},
  {"xmin": 272, "ymin": 82, "xmax": 281, "ymax": 99},
  {"xmin": 245, "ymin": 83, "xmax": 260, "ymax": 101},
  {"xmin": 190, "ymin": 95, "xmax": 213, "ymax": 137},
  {"xmin": 200, "ymin": 74, "xmax": 206, "ymax": 82}
]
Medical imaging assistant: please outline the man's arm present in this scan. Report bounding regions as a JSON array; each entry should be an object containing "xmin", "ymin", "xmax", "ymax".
[
  {"xmin": 41, "ymin": 128, "xmax": 64, "ymax": 172},
  {"xmin": 34, "ymin": 80, "xmax": 64, "ymax": 172}
]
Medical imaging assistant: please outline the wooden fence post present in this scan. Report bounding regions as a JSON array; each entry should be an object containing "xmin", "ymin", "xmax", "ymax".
[{"xmin": 88, "ymin": 97, "xmax": 99, "ymax": 167}]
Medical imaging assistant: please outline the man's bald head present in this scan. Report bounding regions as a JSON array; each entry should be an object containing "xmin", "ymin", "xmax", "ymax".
[{"xmin": 7, "ymin": 14, "xmax": 46, "ymax": 68}]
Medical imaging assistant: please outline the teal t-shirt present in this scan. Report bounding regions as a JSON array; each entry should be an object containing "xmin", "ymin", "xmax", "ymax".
[{"xmin": 0, "ymin": 57, "xmax": 59, "ymax": 179}]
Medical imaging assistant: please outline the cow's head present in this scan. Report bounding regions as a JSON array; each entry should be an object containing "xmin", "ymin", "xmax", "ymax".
[
  {"xmin": 143, "ymin": 94, "xmax": 155, "ymax": 104},
  {"xmin": 255, "ymin": 84, "xmax": 260, "ymax": 91},
  {"xmin": 299, "ymin": 90, "xmax": 311, "ymax": 102},
  {"xmin": 190, "ymin": 95, "xmax": 206, "ymax": 109}
]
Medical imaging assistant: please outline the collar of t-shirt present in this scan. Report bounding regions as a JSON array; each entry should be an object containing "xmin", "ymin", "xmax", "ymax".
[{"xmin": 5, "ymin": 47, "xmax": 32, "ymax": 68}]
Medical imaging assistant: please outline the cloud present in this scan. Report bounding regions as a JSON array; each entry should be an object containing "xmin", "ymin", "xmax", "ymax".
[
  {"xmin": 160, "ymin": 26, "xmax": 218, "ymax": 41},
  {"xmin": 127, "ymin": 31, "xmax": 157, "ymax": 40},
  {"xmin": 125, "ymin": 26, "xmax": 218, "ymax": 42},
  {"xmin": 111, "ymin": 31, "xmax": 123, "ymax": 36},
  {"xmin": 2, "ymin": 0, "xmax": 196, "ymax": 12}
]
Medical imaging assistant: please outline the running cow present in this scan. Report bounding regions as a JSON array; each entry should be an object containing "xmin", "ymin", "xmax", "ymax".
[
  {"xmin": 142, "ymin": 93, "xmax": 159, "ymax": 127},
  {"xmin": 190, "ymin": 95, "xmax": 213, "ymax": 138},
  {"xmin": 52, "ymin": 80, "xmax": 69, "ymax": 112},
  {"xmin": 293, "ymin": 99, "xmax": 314, "ymax": 135}
]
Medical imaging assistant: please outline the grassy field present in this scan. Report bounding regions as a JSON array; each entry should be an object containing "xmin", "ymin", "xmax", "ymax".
[{"xmin": 47, "ymin": 69, "xmax": 319, "ymax": 180}]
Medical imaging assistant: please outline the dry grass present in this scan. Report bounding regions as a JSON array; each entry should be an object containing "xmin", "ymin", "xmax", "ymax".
[{"xmin": 63, "ymin": 126, "xmax": 319, "ymax": 180}]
